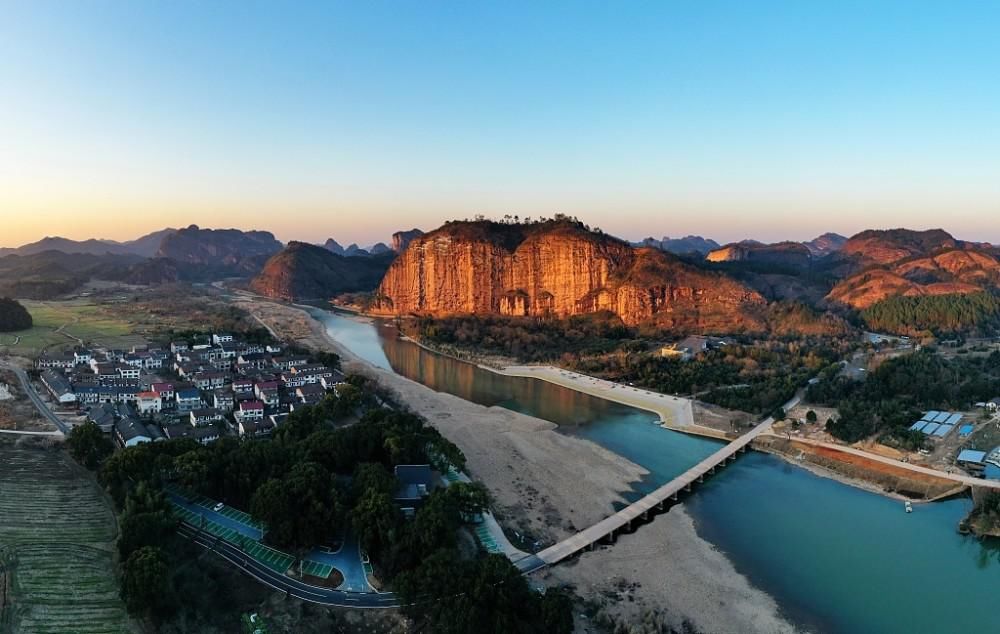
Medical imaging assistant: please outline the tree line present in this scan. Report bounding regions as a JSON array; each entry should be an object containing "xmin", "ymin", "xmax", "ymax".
[
  {"xmin": 68, "ymin": 375, "xmax": 573, "ymax": 632},
  {"xmin": 808, "ymin": 350, "xmax": 1000, "ymax": 448},
  {"xmin": 861, "ymin": 292, "xmax": 1000, "ymax": 337}
]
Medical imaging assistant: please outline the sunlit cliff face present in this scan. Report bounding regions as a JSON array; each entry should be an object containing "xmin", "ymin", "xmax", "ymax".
[{"xmin": 373, "ymin": 220, "xmax": 764, "ymax": 328}]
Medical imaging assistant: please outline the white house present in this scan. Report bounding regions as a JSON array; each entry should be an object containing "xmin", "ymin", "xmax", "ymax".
[{"xmin": 136, "ymin": 391, "xmax": 162, "ymax": 415}]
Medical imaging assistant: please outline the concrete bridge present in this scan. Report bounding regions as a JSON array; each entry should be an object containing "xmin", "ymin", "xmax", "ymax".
[{"xmin": 516, "ymin": 392, "xmax": 801, "ymax": 573}]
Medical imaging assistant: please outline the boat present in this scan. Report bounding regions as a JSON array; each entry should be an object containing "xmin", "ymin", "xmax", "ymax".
[{"xmin": 905, "ymin": 501, "xmax": 913, "ymax": 514}]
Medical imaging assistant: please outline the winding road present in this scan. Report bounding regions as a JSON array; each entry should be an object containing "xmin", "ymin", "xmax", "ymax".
[{"xmin": 178, "ymin": 524, "xmax": 400, "ymax": 608}]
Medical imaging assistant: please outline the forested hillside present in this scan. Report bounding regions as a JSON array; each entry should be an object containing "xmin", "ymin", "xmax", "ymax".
[
  {"xmin": 861, "ymin": 292, "xmax": 1000, "ymax": 336},
  {"xmin": 0, "ymin": 297, "xmax": 32, "ymax": 331}
]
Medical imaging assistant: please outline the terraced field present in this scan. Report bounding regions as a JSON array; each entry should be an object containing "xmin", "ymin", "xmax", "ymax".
[{"xmin": 0, "ymin": 443, "xmax": 133, "ymax": 633}]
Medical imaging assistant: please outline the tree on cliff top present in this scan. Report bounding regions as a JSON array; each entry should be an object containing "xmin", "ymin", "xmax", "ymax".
[{"xmin": 0, "ymin": 297, "xmax": 32, "ymax": 332}]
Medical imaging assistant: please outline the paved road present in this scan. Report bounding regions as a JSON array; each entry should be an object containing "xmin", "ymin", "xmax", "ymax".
[
  {"xmin": 0, "ymin": 362, "xmax": 70, "ymax": 434},
  {"xmin": 179, "ymin": 524, "xmax": 400, "ymax": 608},
  {"xmin": 763, "ymin": 433, "xmax": 1000, "ymax": 490}
]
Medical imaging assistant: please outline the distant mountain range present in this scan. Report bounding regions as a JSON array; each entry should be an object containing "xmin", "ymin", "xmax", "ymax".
[
  {"xmin": 633, "ymin": 235, "xmax": 720, "ymax": 255},
  {"xmin": 250, "ymin": 242, "xmax": 395, "ymax": 301},
  {"xmin": 322, "ymin": 229, "xmax": 423, "ymax": 258},
  {"xmin": 6, "ymin": 221, "xmax": 1000, "ymax": 335}
]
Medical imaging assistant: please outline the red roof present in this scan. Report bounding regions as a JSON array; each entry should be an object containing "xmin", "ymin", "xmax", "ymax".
[{"xmin": 239, "ymin": 400, "xmax": 265, "ymax": 411}]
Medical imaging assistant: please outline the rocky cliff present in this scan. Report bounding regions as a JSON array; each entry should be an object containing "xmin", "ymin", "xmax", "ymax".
[
  {"xmin": 373, "ymin": 220, "xmax": 765, "ymax": 328},
  {"xmin": 706, "ymin": 241, "xmax": 812, "ymax": 268},
  {"xmin": 392, "ymin": 229, "xmax": 424, "ymax": 253},
  {"xmin": 250, "ymin": 242, "xmax": 394, "ymax": 301}
]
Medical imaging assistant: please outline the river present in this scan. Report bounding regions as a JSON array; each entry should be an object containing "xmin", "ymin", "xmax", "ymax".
[{"xmin": 309, "ymin": 308, "xmax": 1000, "ymax": 633}]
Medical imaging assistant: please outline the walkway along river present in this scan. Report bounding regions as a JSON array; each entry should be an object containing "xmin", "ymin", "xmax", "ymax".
[{"xmin": 310, "ymin": 308, "xmax": 1000, "ymax": 634}]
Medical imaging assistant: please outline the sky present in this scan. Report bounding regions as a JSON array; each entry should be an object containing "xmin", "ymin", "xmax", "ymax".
[{"xmin": 2, "ymin": 1, "xmax": 999, "ymax": 248}]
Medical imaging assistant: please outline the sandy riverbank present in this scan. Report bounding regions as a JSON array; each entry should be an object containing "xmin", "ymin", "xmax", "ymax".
[
  {"xmin": 500, "ymin": 366, "xmax": 695, "ymax": 427},
  {"xmin": 234, "ymin": 298, "xmax": 800, "ymax": 633}
]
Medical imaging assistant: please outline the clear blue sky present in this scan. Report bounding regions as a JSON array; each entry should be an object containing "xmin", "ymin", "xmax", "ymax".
[{"xmin": 2, "ymin": 0, "xmax": 998, "ymax": 247}]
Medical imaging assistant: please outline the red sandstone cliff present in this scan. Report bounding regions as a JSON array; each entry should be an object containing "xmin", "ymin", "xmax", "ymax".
[{"xmin": 373, "ymin": 220, "xmax": 765, "ymax": 328}]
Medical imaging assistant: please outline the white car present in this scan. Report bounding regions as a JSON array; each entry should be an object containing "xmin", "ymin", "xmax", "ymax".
[{"xmin": 213, "ymin": 502, "xmax": 224, "ymax": 512}]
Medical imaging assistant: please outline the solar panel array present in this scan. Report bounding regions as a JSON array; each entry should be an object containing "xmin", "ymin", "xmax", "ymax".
[{"xmin": 911, "ymin": 411, "xmax": 963, "ymax": 437}]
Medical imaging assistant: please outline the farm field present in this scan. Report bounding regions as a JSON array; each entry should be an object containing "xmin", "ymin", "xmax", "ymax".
[
  {"xmin": 0, "ymin": 300, "xmax": 143, "ymax": 358},
  {"xmin": 0, "ymin": 439, "xmax": 134, "ymax": 633}
]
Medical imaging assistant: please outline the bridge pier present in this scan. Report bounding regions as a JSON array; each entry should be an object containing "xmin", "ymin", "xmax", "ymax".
[
  {"xmin": 698, "ymin": 474, "xmax": 704, "ymax": 483},
  {"xmin": 685, "ymin": 483, "xmax": 692, "ymax": 492}
]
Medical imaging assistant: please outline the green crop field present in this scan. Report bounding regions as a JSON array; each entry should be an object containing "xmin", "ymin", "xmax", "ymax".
[
  {"xmin": 0, "ymin": 443, "xmax": 134, "ymax": 633},
  {"xmin": 0, "ymin": 300, "xmax": 144, "ymax": 357}
]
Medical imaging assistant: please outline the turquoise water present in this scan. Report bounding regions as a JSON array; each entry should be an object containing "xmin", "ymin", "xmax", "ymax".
[
  {"xmin": 314, "ymin": 309, "xmax": 1000, "ymax": 633},
  {"xmin": 685, "ymin": 453, "xmax": 1000, "ymax": 633}
]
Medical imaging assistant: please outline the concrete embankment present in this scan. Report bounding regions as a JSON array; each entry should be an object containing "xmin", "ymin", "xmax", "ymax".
[{"xmin": 753, "ymin": 436, "xmax": 964, "ymax": 501}]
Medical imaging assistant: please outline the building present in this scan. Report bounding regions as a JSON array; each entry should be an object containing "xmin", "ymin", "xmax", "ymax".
[
  {"xmin": 987, "ymin": 398, "xmax": 1000, "ymax": 412},
  {"xmin": 136, "ymin": 391, "xmax": 162, "ymax": 415},
  {"xmin": 213, "ymin": 389, "xmax": 235, "ymax": 412},
  {"xmin": 162, "ymin": 422, "xmax": 221, "ymax": 445},
  {"xmin": 189, "ymin": 407, "xmax": 224, "ymax": 427},
  {"xmin": 232, "ymin": 378, "xmax": 255, "ymax": 394},
  {"xmin": 394, "ymin": 464, "xmax": 436, "ymax": 514},
  {"xmin": 236, "ymin": 400, "xmax": 265, "ymax": 423},
  {"xmin": 238, "ymin": 417, "xmax": 276, "ymax": 438},
  {"xmin": 295, "ymin": 384, "xmax": 326, "ymax": 405},
  {"xmin": 192, "ymin": 371, "xmax": 227, "ymax": 390},
  {"xmin": 659, "ymin": 335, "xmax": 709, "ymax": 361},
  {"xmin": 212, "ymin": 333, "xmax": 235, "ymax": 345},
  {"xmin": 957, "ymin": 449, "xmax": 987, "ymax": 474},
  {"xmin": 117, "ymin": 365, "xmax": 141, "ymax": 380},
  {"xmin": 40, "ymin": 370, "xmax": 77, "ymax": 405},
  {"xmin": 36, "ymin": 353, "xmax": 77, "ymax": 370},
  {"xmin": 271, "ymin": 355, "xmax": 309, "ymax": 371},
  {"xmin": 151, "ymin": 382, "xmax": 175, "ymax": 400},
  {"xmin": 111, "ymin": 405, "xmax": 164, "ymax": 448},
  {"xmin": 237, "ymin": 352, "xmax": 269, "ymax": 370},
  {"xmin": 176, "ymin": 388, "xmax": 203, "ymax": 413}
]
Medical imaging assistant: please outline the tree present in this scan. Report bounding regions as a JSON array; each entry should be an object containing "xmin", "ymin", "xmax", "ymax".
[
  {"xmin": 443, "ymin": 482, "xmax": 492, "ymax": 518},
  {"xmin": 173, "ymin": 450, "xmax": 212, "ymax": 493},
  {"xmin": 121, "ymin": 546, "xmax": 170, "ymax": 617},
  {"xmin": 395, "ymin": 551, "xmax": 571, "ymax": 634},
  {"xmin": 806, "ymin": 410, "xmax": 818, "ymax": 424},
  {"xmin": 250, "ymin": 462, "xmax": 342, "ymax": 550},
  {"xmin": 66, "ymin": 421, "xmax": 114, "ymax": 470},
  {"xmin": 352, "ymin": 488, "xmax": 402, "ymax": 562},
  {"xmin": 0, "ymin": 297, "xmax": 32, "ymax": 332}
]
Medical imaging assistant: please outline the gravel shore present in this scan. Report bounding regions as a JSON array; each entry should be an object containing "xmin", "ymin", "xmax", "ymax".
[{"xmin": 237, "ymin": 298, "xmax": 799, "ymax": 633}]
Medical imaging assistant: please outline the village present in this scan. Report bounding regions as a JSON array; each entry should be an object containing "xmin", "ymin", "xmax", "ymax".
[{"xmin": 35, "ymin": 332, "xmax": 345, "ymax": 448}]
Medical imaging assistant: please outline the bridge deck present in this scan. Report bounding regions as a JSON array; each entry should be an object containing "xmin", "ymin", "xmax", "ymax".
[{"xmin": 535, "ymin": 417, "xmax": 773, "ymax": 566}]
